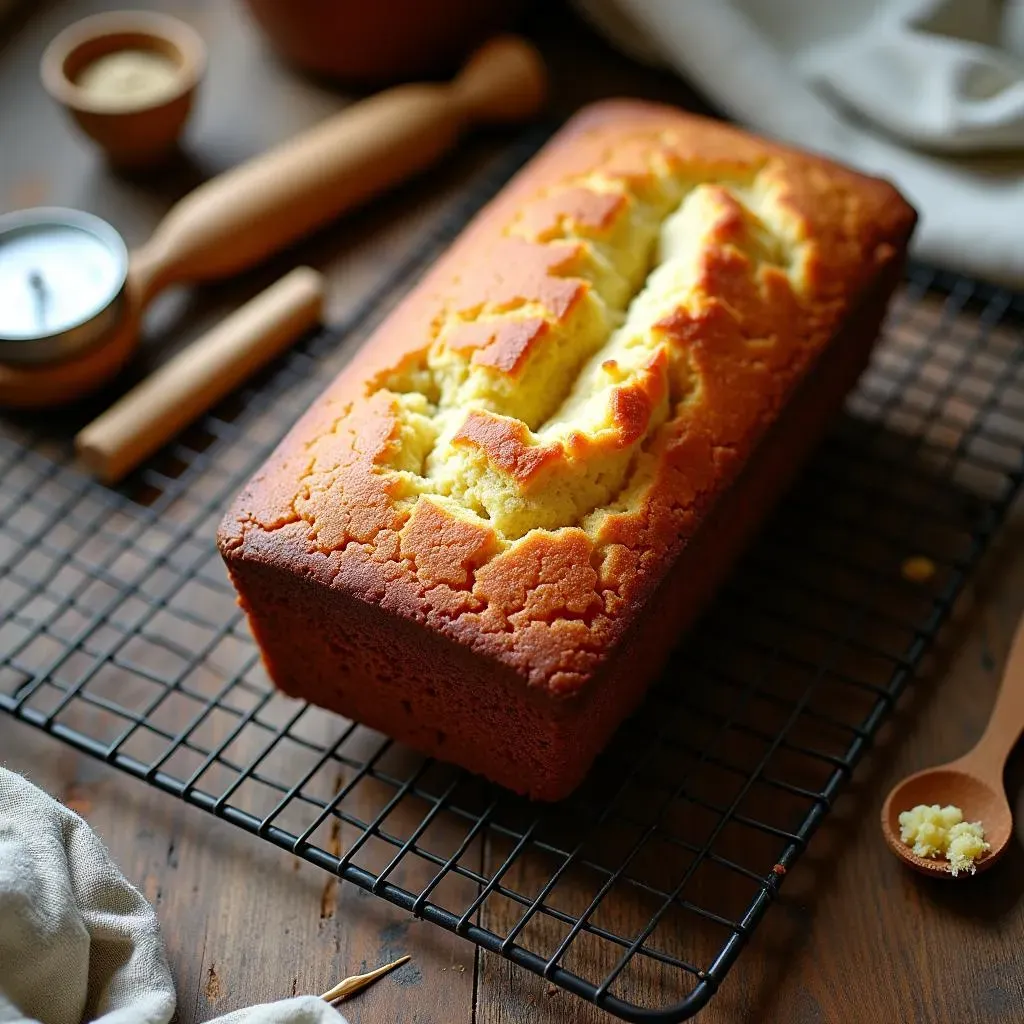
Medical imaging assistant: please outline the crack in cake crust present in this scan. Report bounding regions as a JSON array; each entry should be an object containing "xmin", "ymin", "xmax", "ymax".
[{"xmin": 293, "ymin": 147, "xmax": 809, "ymax": 548}]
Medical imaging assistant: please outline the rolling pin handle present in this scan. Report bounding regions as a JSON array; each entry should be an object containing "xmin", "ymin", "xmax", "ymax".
[{"xmin": 451, "ymin": 36, "xmax": 548, "ymax": 124}]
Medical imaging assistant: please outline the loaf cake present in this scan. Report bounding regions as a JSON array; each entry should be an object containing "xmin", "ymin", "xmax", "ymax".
[{"xmin": 218, "ymin": 101, "xmax": 916, "ymax": 800}]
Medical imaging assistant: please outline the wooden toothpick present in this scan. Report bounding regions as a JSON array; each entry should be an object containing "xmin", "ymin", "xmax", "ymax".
[{"xmin": 319, "ymin": 955, "xmax": 411, "ymax": 1003}]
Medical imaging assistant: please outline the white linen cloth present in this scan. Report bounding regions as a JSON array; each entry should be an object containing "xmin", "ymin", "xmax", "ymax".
[
  {"xmin": 573, "ymin": 0, "xmax": 1024, "ymax": 286},
  {"xmin": 0, "ymin": 768, "xmax": 347, "ymax": 1024}
]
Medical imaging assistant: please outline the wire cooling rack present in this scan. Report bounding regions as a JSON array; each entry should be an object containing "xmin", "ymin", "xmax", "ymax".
[{"xmin": 2, "ymin": 131, "xmax": 1024, "ymax": 1021}]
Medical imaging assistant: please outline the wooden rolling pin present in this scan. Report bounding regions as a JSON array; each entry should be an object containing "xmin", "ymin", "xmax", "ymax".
[
  {"xmin": 75, "ymin": 267, "xmax": 323, "ymax": 483},
  {"xmin": 125, "ymin": 34, "xmax": 547, "ymax": 300},
  {"xmin": 1, "ymin": 35, "xmax": 547, "ymax": 408}
]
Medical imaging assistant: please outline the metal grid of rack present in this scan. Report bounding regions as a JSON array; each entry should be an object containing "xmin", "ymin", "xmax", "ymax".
[{"xmin": 2, "ymin": 133, "xmax": 1023, "ymax": 1021}]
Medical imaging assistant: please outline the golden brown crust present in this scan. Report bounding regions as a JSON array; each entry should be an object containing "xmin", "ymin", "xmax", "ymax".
[{"xmin": 219, "ymin": 100, "xmax": 916, "ymax": 699}]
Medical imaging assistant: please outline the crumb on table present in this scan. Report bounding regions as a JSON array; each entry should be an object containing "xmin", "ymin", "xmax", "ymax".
[{"xmin": 901, "ymin": 556, "xmax": 936, "ymax": 583}]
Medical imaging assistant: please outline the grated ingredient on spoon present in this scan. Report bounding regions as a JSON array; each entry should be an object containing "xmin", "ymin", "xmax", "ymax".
[{"xmin": 897, "ymin": 804, "xmax": 989, "ymax": 876}]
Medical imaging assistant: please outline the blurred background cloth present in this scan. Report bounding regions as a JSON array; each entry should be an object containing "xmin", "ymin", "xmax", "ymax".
[{"xmin": 574, "ymin": 0, "xmax": 1024, "ymax": 286}]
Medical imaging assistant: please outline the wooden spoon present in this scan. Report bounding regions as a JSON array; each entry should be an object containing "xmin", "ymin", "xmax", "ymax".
[{"xmin": 881, "ymin": 612, "xmax": 1024, "ymax": 877}]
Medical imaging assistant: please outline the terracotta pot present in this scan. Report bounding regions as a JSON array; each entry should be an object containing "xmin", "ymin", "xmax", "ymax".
[
  {"xmin": 41, "ymin": 11, "xmax": 206, "ymax": 169},
  {"xmin": 242, "ymin": 0, "xmax": 528, "ymax": 85}
]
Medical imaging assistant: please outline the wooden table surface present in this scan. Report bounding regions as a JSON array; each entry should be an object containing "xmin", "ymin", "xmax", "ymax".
[{"xmin": 3, "ymin": 3, "xmax": 1024, "ymax": 1023}]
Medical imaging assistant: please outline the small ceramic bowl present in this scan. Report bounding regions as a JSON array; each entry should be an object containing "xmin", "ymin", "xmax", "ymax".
[{"xmin": 41, "ymin": 11, "xmax": 206, "ymax": 170}]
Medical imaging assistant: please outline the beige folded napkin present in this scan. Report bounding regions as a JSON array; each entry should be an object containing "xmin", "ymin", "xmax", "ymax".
[{"xmin": 0, "ymin": 768, "xmax": 347, "ymax": 1024}]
